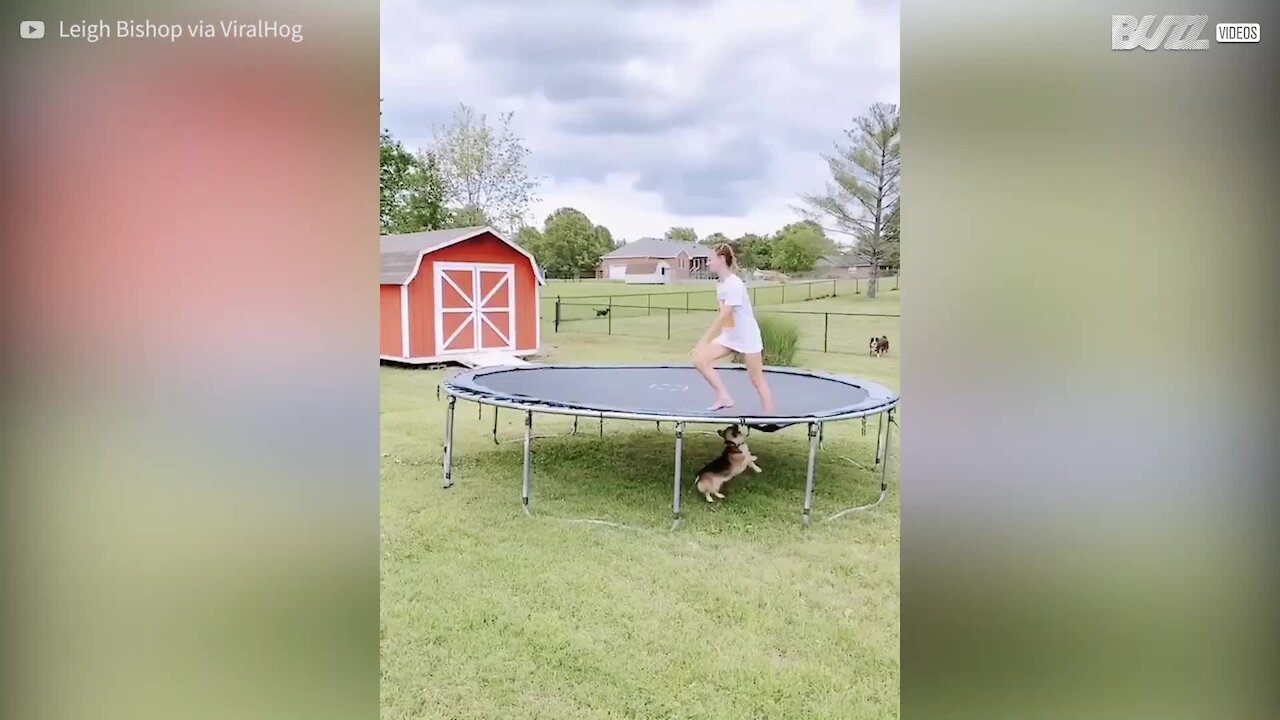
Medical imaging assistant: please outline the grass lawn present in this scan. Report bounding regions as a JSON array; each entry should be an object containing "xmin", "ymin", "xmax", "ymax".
[{"xmin": 381, "ymin": 285, "xmax": 900, "ymax": 719}]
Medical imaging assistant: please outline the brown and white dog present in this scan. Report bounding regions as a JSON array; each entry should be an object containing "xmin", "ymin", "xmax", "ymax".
[
  {"xmin": 695, "ymin": 425, "xmax": 762, "ymax": 503},
  {"xmin": 869, "ymin": 335, "xmax": 890, "ymax": 357}
]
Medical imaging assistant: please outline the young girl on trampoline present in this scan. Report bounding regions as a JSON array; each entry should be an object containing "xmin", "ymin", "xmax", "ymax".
[{"xmin": 692, "ymin": 244, "xmax": 776, "ymax": 414}]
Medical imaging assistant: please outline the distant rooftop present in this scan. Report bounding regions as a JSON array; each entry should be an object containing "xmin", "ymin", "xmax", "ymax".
[{"xmin": 603, "ymin": 237, "xmax": 711, "ymax": 259}]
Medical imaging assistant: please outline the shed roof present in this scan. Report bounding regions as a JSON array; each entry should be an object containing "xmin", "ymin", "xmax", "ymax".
[{"xmin": 379, "ymin": 226, "xmax": 544, "ymax": 285}]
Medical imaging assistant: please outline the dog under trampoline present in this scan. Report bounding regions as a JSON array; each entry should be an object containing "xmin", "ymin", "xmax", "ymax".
[{"xmin": 440, "ymin": 364, "xmax": 899, "ymax": 527}]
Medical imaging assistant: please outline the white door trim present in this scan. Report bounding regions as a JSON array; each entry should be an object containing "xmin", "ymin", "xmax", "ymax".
[{"xmin": 399, "ymin": 285, "xmax": 410, "ymax": 358}]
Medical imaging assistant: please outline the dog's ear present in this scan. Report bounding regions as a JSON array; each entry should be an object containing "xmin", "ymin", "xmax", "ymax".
[{"xmin": 716, "ymin": 427, "xmax": 727, "ymax": 438}]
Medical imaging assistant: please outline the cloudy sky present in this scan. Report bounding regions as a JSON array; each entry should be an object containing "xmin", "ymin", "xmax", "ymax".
[{"xmin": 380, "ymin": 0, "xmax": 898, "ymax": 243}]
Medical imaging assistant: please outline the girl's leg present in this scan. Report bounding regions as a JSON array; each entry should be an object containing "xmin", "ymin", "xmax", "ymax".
[
  {"xmin": 694, "ymin": 342, "xmax": 735, "ymax": 410},
  {"xmin": 743, "ymin": 351, "xmax": 776, "ymax": 414}
]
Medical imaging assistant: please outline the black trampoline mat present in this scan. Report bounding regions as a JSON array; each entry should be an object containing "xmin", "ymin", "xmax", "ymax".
[{"xmin": 447, "ymin": 365, "xmax": 895, "ymax": 420}]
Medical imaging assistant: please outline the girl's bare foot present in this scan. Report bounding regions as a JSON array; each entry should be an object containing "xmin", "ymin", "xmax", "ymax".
[{"xmin": 708, "ymin": 396, "xmax": 735, "ymax": 411}]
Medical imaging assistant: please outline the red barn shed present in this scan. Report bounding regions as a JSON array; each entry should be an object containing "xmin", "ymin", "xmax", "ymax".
[{"xmin": 380, "ymin": 226, "xmax": 544, "ymax": 363}]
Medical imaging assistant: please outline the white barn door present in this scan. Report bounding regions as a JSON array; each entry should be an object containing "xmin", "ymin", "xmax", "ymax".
[{"xmin": 434, "ymin": 262, "xmax": 516, "ymax": 354}]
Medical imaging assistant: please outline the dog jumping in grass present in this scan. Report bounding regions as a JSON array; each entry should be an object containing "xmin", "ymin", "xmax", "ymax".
[
  {"xmin": 595, "ymin": 307, "xmax": 611, "ymax": 317},
  {"xmin": 869, "ymin": 336, "xmax": 890, "ymax": 357}
]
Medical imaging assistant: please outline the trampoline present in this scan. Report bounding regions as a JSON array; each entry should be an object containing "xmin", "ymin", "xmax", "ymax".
[{"xmin": 440, "ymin": 364, "xmax": 899, "ymax": 526}]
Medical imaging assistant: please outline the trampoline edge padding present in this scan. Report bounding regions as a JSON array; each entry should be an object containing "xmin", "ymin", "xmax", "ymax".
[{"xmin": 441, "ymin": 363, "xmax": 897, "ymax": 424}]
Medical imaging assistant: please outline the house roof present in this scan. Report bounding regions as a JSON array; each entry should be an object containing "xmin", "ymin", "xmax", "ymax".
[
  {"xmin": 379, "ymin": 226, "xmax": 544, "ymax": 285},
  {"xmin": 819, "ymin": 253, "xmax": 872, "ymax": 268},
  {"xmin": 603, "ymin": 237, "xmax": 711, "ymax": 259}
]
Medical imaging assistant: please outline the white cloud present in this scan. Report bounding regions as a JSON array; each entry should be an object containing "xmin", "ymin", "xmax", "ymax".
[{"xmin": 380, "ymin": 0, "xmax": 898, "ymax": 238}]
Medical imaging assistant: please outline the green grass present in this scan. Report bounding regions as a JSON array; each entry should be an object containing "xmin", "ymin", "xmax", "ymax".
[{"xmin": 381, "ymin": 284, "xmax": 900, "ymax": 719}]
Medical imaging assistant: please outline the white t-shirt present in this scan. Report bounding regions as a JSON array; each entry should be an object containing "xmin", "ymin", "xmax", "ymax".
[{"xmin": 713, "ymin": 274, "xmax": 763, "ymax": 354}]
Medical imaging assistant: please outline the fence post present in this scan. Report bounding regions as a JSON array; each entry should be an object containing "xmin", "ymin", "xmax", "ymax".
[
  {"xmin": 855, "ymin": 278, "xmax": 860, "ymax": 294},
  {"xmin": 608, "ymin": 296, "xmax": 613, "ymax": 335},
  {"xmin": 823, "ymin": 313, "xmax": 829, "ymax": 353},
  {"xmin": 647, "ymin": 293, "xmax": 651, "ymax": 317},
  {"xmin": 782, "ymin": 284, "xmax": 787, "ymax": 304},
  {"xmin": 555, "ymin": 296, "xmax": 561, "ymax": 333},
  {"xmin": 752, "ymin": 286, "xmax": 757, "ymax": 305},
  {"xmin": 685, "ymin": 292, "xmax": 689, "ymax": 314},
  {"xmin": 666, "ymin": 307, "xmax": 671, "ymax": 340},
  {"xmin": 808, "ymin": 282, "xmax": 812, "ymax": 301},
  {"xmin": 833, "ymin": 279, "xmax": 838, "ymax": 297}
]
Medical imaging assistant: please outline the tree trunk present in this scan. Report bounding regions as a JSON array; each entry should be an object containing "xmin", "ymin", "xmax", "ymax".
[{"xmin": 867, "ymin": 263, "xmax": 880, "ymax": 299}]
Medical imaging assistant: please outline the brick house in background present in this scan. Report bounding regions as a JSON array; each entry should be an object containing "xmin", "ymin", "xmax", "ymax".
[
  {"xmin": 596, "ymin": 238, "xmax": 711, "ymax": 280},
  {"xmin": 814, "ymin": 253, "xmax": 897, "ymax": 279}
]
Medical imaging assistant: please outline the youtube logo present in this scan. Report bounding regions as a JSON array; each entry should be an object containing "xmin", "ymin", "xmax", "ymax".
[{"xmin": 20, "ymin": 20, "xmax": 45, "ymax": 39}]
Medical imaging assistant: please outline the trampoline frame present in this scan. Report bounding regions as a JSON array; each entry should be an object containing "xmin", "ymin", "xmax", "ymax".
[{"xmin": 440, "ymin": 364, "xmax": 898, "ymax": 527}]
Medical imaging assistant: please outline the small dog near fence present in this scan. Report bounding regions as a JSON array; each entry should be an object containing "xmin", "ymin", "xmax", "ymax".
[{"xmin": 595, "ymin": 307, "xmax": 611, "ymax": 317}]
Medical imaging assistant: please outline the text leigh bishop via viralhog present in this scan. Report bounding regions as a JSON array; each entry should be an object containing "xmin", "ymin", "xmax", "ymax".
[{"xmin": 60, "ymin": 19, "xmax": 304, "ymax": 43}]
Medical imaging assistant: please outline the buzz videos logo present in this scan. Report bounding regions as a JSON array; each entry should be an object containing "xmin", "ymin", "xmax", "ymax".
[
  {"xmin": 1112, "ymin": 15, "xmax": 1210, "ymax": 49},
  {"xmin": 1112, "ymin": 15, "xmax": 1261, "ymax": 50}
]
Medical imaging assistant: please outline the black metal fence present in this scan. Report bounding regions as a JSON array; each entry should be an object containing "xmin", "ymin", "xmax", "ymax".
[
  {"xmin": 555, "ymin": 278, "xmax": 844, "ymax": 316},
  {"xmin": 553, "ymin": 298, "xmax": 899, "ymax": 356}
]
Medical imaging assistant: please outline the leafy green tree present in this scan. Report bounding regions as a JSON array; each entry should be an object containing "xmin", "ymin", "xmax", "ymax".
[
  {"xmin": 516, "ymin": 225, "xmax": 543, "ymax": 247},
  {"xmin": 701, "ymin": 231, "xmax": 730, "ymax": 247},
  {"xmin": 430, "ymin": 103, "xmax": 539, "ymax": 234},
  {"xmin": 594, "ymin": 224, "xmax": 616, "ymax": 251},
  {"xmin": 735, "ymin": 233, "xmax": 771, "ymax": 270},
  {"xmin": 664, "ymin": 227, "xmax": 698, "ymax": 244},
  {"xmin": 801, "ymin": 102, "xmax": 900, "ymax": 297},
  {"xmin": 881, "ymin": 202, "xmax": 899, "ymax": 275},
  {"xmin": 380, "ymin": 129, "xmax": 448, "ymax": 234},
  {"xmin": 444, "ymin": 204, "xmax": 491, "ymax": 229},
  {"xmin": 771, "ymin": 221, "xmax": 831, "ymax": 273},
  {"xmin": 531, "ymin": 208, "xmax": 614, "ymax": 278}
]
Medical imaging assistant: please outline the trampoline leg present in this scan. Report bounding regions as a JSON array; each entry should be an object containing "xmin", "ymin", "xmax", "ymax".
[
  {"xmin": 879, "ymin": 410, "xmax": 894, "ymax": 494},
  {"xmin": 672, "ymin": 422, "xmax": 685, "ymax": 530},
  {"xmin": 521, "ymin": 411, "xmax": 533, "ymax": 512},
  {"xmin": 874, "ymin": 412, "xmax": 886, "ymax": 465},
  {"xmin": 492, "ymin": 406, "xmax": 500, "ymax": 445},
  {"xmin": 572, "ymin": 416, "xmax": 579, "ymax": 436},
  {"xmin": 599, "ymin": 415, "xmax": 604, "ymax": 437},
  {"xmin": 442, "ymin": 396, "xmax": 456, "ymax": 488},
  {"xmin": 802, "ymin": 422, "xmax": 820, "ymax": 525}
]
